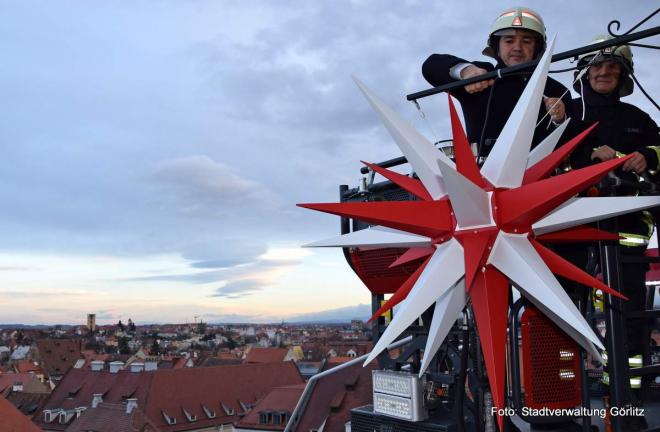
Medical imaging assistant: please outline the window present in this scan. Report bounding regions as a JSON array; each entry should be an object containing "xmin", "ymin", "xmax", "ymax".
[
  {"xmin": 162, "ymin": 410, "xmax": 176, "ymax": 425},
  {"xmin": 221, "ymin": 402, "xmax": 234, "ymax": 416},
  {"xmin": 43, "ymin": 409, "xmax": 62, "ymax": 423},
  {"xmin": 202, "ymin": 405, "xmax": 216, "ymax": 419},
  {"xmin": 182, "ymin": 408, "xmax": 196, "ymax": 422},
  {"xmin": 258, "ymin": 410, "xmax": 273, "ymax": 424}
]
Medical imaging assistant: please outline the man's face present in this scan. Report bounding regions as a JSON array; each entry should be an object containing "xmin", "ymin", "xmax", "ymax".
[
  {"xmin": 498, "ymin": 30, "xmax": 536, "ymax": 66},
  {"xmin": 587, "ymin": 60, "xmax": 622, "ymax": 94}
]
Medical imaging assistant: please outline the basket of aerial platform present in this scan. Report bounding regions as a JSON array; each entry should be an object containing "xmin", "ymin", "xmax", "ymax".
[{"xmin": 297, "ymin": 17, "xmax": 660, "ymax": 432}]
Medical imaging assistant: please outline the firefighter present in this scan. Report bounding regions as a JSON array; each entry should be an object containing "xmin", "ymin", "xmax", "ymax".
[
  {"xmin": 422, "ymin": 6, "xmax": 572, "ymax": 158},
  {"xmin": 570, "ymin": 36, "xmax": 659, "ymax": 431}
]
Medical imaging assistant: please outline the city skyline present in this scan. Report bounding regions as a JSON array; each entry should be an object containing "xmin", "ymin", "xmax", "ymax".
[{"xmin": 1, "ymin": 1, "xmax": 658, "ymax": 324}]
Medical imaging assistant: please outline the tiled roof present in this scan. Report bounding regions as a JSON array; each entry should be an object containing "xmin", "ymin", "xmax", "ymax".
[
  {"xmin": 64, "ymin": 402, "xmax": 160, "ymax": 432},
  {"xmin": 196, "ymin": 356, "xmax": 242, "ymax": 368},
  {"xmin": 295, "ymin": 361, "xmax": 375, "ymax": 432},
  {"xmin": 6, "ymin": 391, "xmax": 50, "ymax": 416},
  {"xmin": 144, "ymin": 362, "xmax": 304, "ymax": 431},
  {"xmin": 0, "ymin": 394, "xmax": 41, "ymax": 432},
  {"xmin": 36, "ymin": 361, "xmax": 304, "ymax": 432},
  {"xmin": 14, "ymin": 361, "xmax": 46, "ymax": 375},
  {"xmin": 235, "ymin": 384, "xmax": 305, "ymax": 431},
  {"xmin": 36, "ymin": 368, "xmax": 154, "ymax": 431},
  {"xmin": 0, "ymin": 373, "xmax": 50, "ymax": 396},
  {"xmin": 244, "ymin": 348, "xmax": 289, "ymax": 364},
  {"xmin": 35, "ymin": 339, "xmax": 82, "ymax": 378}
]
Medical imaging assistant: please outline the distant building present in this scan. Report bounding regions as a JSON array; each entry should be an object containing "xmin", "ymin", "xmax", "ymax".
[
  {"xmin": 351, "ymin": 319, "xmax": 363, "ymax": 331},
  {"xmin": 87, "ymin": 314, "xmax": 96, "ymax": 333},
  {"xmin": 244, "ymin": 348, "xmax": 291, "ymax": 364}
]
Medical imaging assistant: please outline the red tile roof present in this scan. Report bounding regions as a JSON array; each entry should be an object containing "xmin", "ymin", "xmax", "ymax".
[
  {"xmin": 5, "ymin": 391, "xmax": 50, "ymax": 417},
  {"xmin": 295, "ymin": 361, "xmax": 375, "ymax": 432},
  {"xmin": 64, "ymin": 402, "xmax": 160, "ymax": 432},
  {"xmin": 144, "ymin": 362, "xmax": 303, "ymax": 431},
  {"xmin": 0, "ymin": 373, "xmax": 45, "ymax": 395},
  {"xmin": 0, "ymin": 395, "xmax": 41, "ymax": 432},
  {"xmin": 35, "ymin": 339, "xmax": 82, "ymax": 378},
  {"xmin": 36, "ymin": 368, "xmax": 154, "ymax": 431},
  {"xmin": 235, "ymin": 384, "xmax": 305, "ymax": 431},
  {"xmin": 14, "ymin": 361, "xmax": 45, "ymax": 375},
  {"xmin": 35, "ymin": 362, "xmax": 305, "ymax": 432},
  {"xmin": 244, "ymin": 348, "xmax": 289, "ymax": 364}
]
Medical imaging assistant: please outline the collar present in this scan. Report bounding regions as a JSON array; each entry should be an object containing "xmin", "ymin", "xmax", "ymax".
[{"xmin": 581, "ymin": 80, "xmax": 620, "ymax": 107}]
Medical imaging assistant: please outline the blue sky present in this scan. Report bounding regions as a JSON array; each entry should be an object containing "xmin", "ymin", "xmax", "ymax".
[{"xmin": 0, "ymin": 1, "xmax": 658, "ymax": 324}]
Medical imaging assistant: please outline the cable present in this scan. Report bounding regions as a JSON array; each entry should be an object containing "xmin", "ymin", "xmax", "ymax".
[
  {"xmin": 549, "ymin": 65, "xmax": 581, "ymax": 73},
  {"xmin": 629, "ymin": 72, "xmax": 660, "ymax": 111},
  {"xmin": 477, "ymin": 79, "xmax": 497, "ymax": 159}
]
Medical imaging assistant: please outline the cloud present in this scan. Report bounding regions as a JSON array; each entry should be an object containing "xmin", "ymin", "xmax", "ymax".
[
  {"xmin": 211, "ymin": 279, "xmax": 265, "ymax": 299},
  {"xmin": 150, "ymin": 155, "xmax": 283, "ymax": 212},
  {"xmin": 122, "ymin": 248, "xmax": 306, "ymax": 300},
  {"xmin": 0, "ymin": 0, "xmax": 657, "ymax": 325},
  {"xmin": 286, "ymin": 303, "xmax": 371, "ymax": 323}
]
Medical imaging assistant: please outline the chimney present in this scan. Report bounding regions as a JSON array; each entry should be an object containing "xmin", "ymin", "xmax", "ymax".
[
  {"xmin": 126, "ymin": 398, "xmax": 138, "ymax": 414},
  {"xmin": 144, "ymin": 360, "xmax": 157, "ymax": 372},
  {"xmin": 90, "ymin": 360, "xmax": 104, "ymax": 372},
  {"xmin": 92, "ymin": 394, "xmax": 103, "ymax": 408},
  {"xmin": 130, "ymin": 362, "xmax": 144, "ymax": 373},
  {"xmin": 12, "ymin": 382, "xmax": 23, "ymax": 392},
  {"xmin": 109, "ymin": 361, "xmax": 124, "ymax": 373}
]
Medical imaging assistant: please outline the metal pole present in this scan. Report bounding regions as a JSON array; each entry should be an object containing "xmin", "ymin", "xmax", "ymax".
[
  {"xmin": 598, "ymin": 219, "xmax": 629, "ymax": 432},
  {"xmin": 283, "ymin": 335, "xmax": 413, "ymax": 432},
  {"xmin": 406, "ymin": 26, "xmax": 660, "ymax": 102}
]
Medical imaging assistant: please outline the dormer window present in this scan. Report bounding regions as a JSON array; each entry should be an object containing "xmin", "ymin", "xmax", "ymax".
[
  {"xmin": 43, "ymin": 409, "xmax": 62, "ymax": 423},
  {"xmin": 258, "ymin": 410, "xmax": 273, "ymax": 424},
  {"xmin": 162, "ymin": 410, "xmax": 176, "ymax": 425},
  {"xmin": 202, "ymin": 405, "xmax": 216, "ymax": 419},
  {"xmin": 239, "ymin": 400, "xmax": 250, "ymax": 412},
  {"xmin": 221, "ymin": 402, "xmax": 234, "ymax": 416},
  {"xmin": 182, "ymin": 408, "xmax": 196, "ymax": 422},
  {"xmin": 58, "ymin": 410, "xmax": 75, "ymax": 424}
]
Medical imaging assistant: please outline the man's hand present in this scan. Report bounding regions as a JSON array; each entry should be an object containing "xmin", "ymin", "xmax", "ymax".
[
  {"xmin": 591, "ymin": 145, "xmax": 617, "ymax": 162},
  {"xmin": 622, "ymin": 151, "xmax": 647, "ymax": 173},
  {"xmin": 543, "ymin": 96, "xmax": 566, "ymax": 124},
  {"xmin": 591, "ymin": 147, "xmax": 647, "ymax": 173},
  {"xmin": 460, "ymin": 65, "xmax": 494, "ymax": 94}
]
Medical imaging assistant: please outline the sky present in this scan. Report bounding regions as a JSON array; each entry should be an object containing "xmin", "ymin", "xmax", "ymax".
[{"xmin": 0, "ymin": 1, "xmax": 658, "ymax": 325}]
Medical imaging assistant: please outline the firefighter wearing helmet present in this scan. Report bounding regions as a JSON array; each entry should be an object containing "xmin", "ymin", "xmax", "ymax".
[
  {"xmin": 422, "ymin": 7, "xmax": 572, "ymax": 159},
  {"xmin": 568, "ymin": 40, "xmax": 659, "ymax": 429}
]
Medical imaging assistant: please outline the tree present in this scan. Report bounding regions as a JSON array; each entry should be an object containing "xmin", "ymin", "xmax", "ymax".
[
  {"xmin": 118, "ymin": 336, "xmax": 130, "ymax": 355},
  {"xmin": 197, "ymin": 321, "xmax": 207, "ymax": 335},
  {"xmin": 150, "ymin": 333, "xmax": 160, "ymax": 355}
]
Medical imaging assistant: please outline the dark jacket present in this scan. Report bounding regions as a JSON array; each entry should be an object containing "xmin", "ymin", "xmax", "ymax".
[
  {"xmin": 570, "ymin": 82, "xmax": 660, "ymax": 240},
  {"xmin": 422, "ymin": 54, "xmax": 574, "ymax": 157}
]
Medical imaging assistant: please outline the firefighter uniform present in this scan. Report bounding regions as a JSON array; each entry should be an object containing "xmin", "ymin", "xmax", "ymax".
[
  {"xmin": 568, "ymin": 35, "xmax": 660, "ymax": 362},
  {"xmin": 570, "ymin": 81, "xmax": 659, "ymax": 356},
  {"xmin": 422, "ymin": 54, "xmax": 573, "ymax": 156}
]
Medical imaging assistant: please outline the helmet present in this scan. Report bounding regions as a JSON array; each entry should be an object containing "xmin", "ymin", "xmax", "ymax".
[
  {"xmin": 482, "ymin": 7, "xmax": 547, "ymax": 59},
  {"xmin": 575, "ymin": 35, "xmax": 634, "ymax": 97}
]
